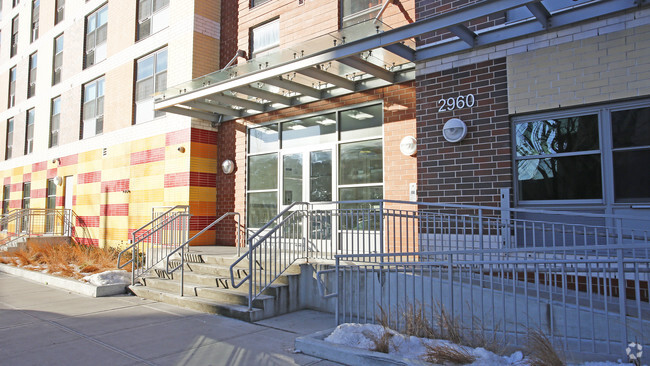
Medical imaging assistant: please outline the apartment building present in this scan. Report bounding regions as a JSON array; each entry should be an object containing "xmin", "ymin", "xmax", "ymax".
[{"xmin": 0, "ymin": 0, "xmax": 223, "ymax": 247}]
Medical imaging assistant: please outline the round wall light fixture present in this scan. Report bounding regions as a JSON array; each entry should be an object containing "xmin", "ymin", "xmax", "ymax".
[
  {"xmin": 442, "ymin": 118, "xmax": 467, "ymax": 143},
  {"xmin": 222, "ymin": 160, "xmax": 235, "ymax": 175},
  {"xmin": 53, "ymin": 176, "xmax": 63, "ymax": 186},
  {"xmin": 399, "ymin": 136, "xmax": 417, "ymax": 156}
]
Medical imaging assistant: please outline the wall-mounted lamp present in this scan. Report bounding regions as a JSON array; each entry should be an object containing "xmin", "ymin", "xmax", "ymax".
[
  {"xmin": 53, "ymin": 176, "xmax": 63, "ymax": 186},
  {"xmin": 51, "ymin": 158, "xmax": 60, "ymax": 165},
  {"xmin": 399, "ymin": 136, "xmax": 417, "ymax": 156},
  {"xmin": 222, "ymin": 160, "xmax": 235, "ymax": 174},
  {"xmin": 442, "ymin": 118, "xmax": 467, "ymax": 143},
  {"xmin": 177, "ymin": 146, "xmax": 186, "ymax": 153}
]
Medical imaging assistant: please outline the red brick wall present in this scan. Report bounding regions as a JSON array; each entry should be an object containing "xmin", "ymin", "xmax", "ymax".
[
  {"xmin": 220, "ymin": 0, "xmax": 239, "ymax": 68},
  {"xmin": 416, "ymin": 58, "xmax": 511, "ymax": 206},
  {"xmin": 415, "ymin": 0, "xmax": 506, "ymax": 46}
]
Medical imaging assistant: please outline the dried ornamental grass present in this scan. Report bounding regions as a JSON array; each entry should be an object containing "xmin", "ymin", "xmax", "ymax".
[
  {"xmin": 424, "ymin": 343, "xmax": 477, "ymax": 365},
  {"xmin": 0, "ymin": 242, "xmax": 129, "ymax": 280},
  {"xmin": 525, "ymin": 329, "xmax": 565, "ymax": 366}
]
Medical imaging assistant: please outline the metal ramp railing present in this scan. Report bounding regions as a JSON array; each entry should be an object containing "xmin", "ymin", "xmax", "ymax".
[
  {"xmin": 0, "ymin": 208, "xmax": 93, "ymax": 250},
  {"xmin": 117, "ymin": 206, "xmax": 190, "ymax": 285},
  {"xmin": 229, "ymin": 199, "xmax": 650, "ymax": 315}
]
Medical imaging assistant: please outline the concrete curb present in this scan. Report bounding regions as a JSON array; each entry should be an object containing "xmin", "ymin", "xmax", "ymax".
[
  {"xmin": 295, "ymin": 328, "xmax": 429, "ymax": 366},
  {"xmin": 0, "ymin": 264, "xmax": 127, "ymax": 297}
]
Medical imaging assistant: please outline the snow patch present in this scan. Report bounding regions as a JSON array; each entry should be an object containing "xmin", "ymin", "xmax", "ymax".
[
  {"xmin": 324, "ymin": 324, "xmax": 639, "ymax": 366},
  {"xmin": 83, "ymin": 270, "xmax": 130, "ymax": 286}
]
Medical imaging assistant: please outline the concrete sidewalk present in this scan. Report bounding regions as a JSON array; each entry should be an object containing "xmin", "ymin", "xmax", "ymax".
[{"xmin": 0, "ymin": 271, "xmax": 341, "ymax": 366}]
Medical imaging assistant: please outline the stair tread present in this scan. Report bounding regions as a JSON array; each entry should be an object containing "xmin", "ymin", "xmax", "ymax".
[
  {"xmin": 129, "ymin": 285, "xmax": 264, "ymax": 322},
  {"xmin": 141, "ymin": 277, "xmax": 276, "ymax": 300}
]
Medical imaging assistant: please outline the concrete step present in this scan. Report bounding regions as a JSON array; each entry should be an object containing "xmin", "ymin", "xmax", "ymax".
[
  {"xmin": 140, "ymin": 277, "xmax": 286, "ymax": 319},
  {"xmin": 155, "ymin": 267, "xmax": 295, "ymax": 288},
  {"xmin": 128, "ymin": 285, "xmax": 264, "ymax": 322},
  {"xmin": 166, "ymin": 261, "xmax": 247, "ymax": 278}
]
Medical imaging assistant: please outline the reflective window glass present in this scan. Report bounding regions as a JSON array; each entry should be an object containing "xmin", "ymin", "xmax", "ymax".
[
  {"xmin": 247, "ymin": 192, "xmax": 277, "ymax": 228},
  {"xmin": 340, "ymin": 104, "xmax": 382, "ymax": 140},
  {"xmin": 283, "ymin": 154, "xmax": 302, "ymax": 205},
  {"xmin": 248, "ymin": 153, "xmax": 277, "ymax": 191},
  {"xmin": 339, "ymin": 139, "xmax": 383, "ymax": 185},
  {"xmin": 517, "ymin": 155, "xmax": 602, "ymax": 200},
  {"xmin": 515, "ymin": 115, "xmax": 599, "ymax": 157},
  {"xmin": 310, "ymin": 150, "xmax": 332, "ymax": 202},
  {"xmin": 612, "ymin": 107, "xmax": 650, "ymax": 148},
  {"xmin": 249, "ymin": 124, "xmax": 279, "ymax": 153},
  {"xmin": 281, "ymin": 113, "xmax": 336, "ymax": 149}
]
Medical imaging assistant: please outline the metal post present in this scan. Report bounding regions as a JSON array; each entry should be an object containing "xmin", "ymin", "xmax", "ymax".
[
  {"xmin": 478, "ymin": 208, "xmax": 484, "ymax": 262},
  {"xmin": 616, "ymin": 218, "xmax": 627, "ymax": 346},
  {"xmin": 237, "ymin": 213, "xmax": 241, "ymax": 257},
  {"xmin": 248, "ymin": 236, "xmax": 253, "ymax": 311},
  {"xmin": 379, "ymin": 201, "xmax": 384, "ymax": 256},
  {"xmin": 180, "ymin": 245, "xmax": 185, "ymax": 297},
  {"xmin": 500, "ymin": 188, "xmax": 511, "ymax": 248}
]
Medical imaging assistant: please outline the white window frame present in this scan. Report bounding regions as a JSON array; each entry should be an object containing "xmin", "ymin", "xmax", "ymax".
[
  {"xmin": 11, "ymin": 16, "xmax": 18, "ymax": 58},
  {"xmin": 28, "ymin": 52, "xmax": 37, "ymax": 98},
  {"xmin": 84, "ymin": 5, "xmax": 108, "ymax": 68},
  {"xmin": 82, "ymin": 77, "xmax": 104, "ymax": 139},
  {"xmin": 31, "ymin": 0, "xmax": 39, "ymax": 42},
  {"xmin": 52, "ymin": 34, "xmax": 63, "ymax": 85},
  {"xmin": 251, "ymin": 19, "xmax": 279, "ymax": 58},
  {"xmin": 24, "ymin": 109, "xmax": 35, "ymax": 155},
  {"xmin": 137, "ymin": 0, "xmax": 169, "ymax": 40},
  {"xmin": 5, "ymin": 118, "xmax": 14, "ymax": 160},
  {"xmin": 8, "ymin": 67, "xmax": 16, "ymax": 108},
  {"xmin": 135, "ymin": 47, "xmax": 167, "ymax": 123},
  {"xmin": 50, "ymin": 96, "xmax": 61, "ymax": 148},
  {"xmin": 55, "ymin": 0, "xmax": 64, "ymax": 25}
]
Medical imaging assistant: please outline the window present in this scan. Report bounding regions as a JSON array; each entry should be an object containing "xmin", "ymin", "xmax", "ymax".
[
  {"xmin": 8, "ymin": 67, "xmax": 16, "ymax": 108},
  {"xmin": 246, "ymin": 104, "xmax": 383, "ymax": 228},
  {"xmin": 611, "ymin": 106, "xmax": 650, "ymax": 203},
  {"xmin": 50, "ymin": 97, "xmax": 61, "ymax": 148},
  {"xmin": 24, "ymin": 109, "xmax": 34, "ymax": 155},
  {"xmin": 81, "ymin": 77, "xmax": 104, "ymax": 138},
  {"xmin": 13, "ymin": 0, "xmax": 19, "ymax": 8},
  {"xmin": 21, "ymin": 182, "xmax": 30, "ymax": 231},
  {"xmin": 55, "ymin": 0, "xmax": 64, "ymax": 25},
  {"xmin": 52, "ymin": 34, "xmax": 63, "ymax": 85},
  {"xmin": 85, "ymin": 5, "xmax": 108, "ymax": 68},
  {"xmin": 2, "ymin": 185, "xmax": 10, "ymax": 230},
  {"xmin": 135, "ymin": 48, "xmax": 167, "ymax": 123},
  {"xmin": 250, "ymin": 19, "xmax": 279, "ymax": 58},
  {"xmin": 45, "ymin": 179, "xmax": 56, "ymax": 232},
  {"xmin": 5, "ymin": 118, "xmax": 14, "ymax": 160},
  {"xmin": 28, "ymin": 52, "xmax": 37, "ymax": 98},
  {"xmin": 514, "ymin": 101, "xmax": 650, "ymax": 205},
  {"xmin": 251, "ymin": 0, "xmax": 270, "ymax": 8},
  {"xmin": 31, "ymin": 0, "xmax": 39, "ymax": 42},
  {"xmin": 11, "ymin": 16, "xmax": 18, "ymax": 57},
  {"xmin": 341, "ymin": 0, "xmax": 381, "ymax": 28},
  {"xmin": 137, "ymin": 0, "xmax": 169, "ymax": 40}
]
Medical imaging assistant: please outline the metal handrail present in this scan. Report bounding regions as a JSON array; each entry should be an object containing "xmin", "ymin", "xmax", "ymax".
[
  {"xmin": 228, "ymin": 199, "xmax": 650, "ymax": 312},
  {"xmin": 165, "ymin": 212, "xmax": 240, "ymax": 296},
  {"xmin": 0, "ymin": 208, "xmax": 87, "ymax": 250},
  {"xmin": 117, "ymin": 205, "xmax": 191, "ymax": 285}
]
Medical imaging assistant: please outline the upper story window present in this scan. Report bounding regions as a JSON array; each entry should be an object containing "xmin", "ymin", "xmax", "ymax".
[
  {"xmin": 11, "ymin": 16, "xmax": 18, "ymax": 57},
  {"xmin": 31, "ymin": 0, "xmax": 39, "ymax": 42},
  {"xmin": 24, "ymin": 108, "xmax": 34, "ymax": 155},
  {"xmin": 2, "ymin": 185, "xmax": 10, "ymax": 217},
  {"xmin": 50, "ymin": 96, "xmax": 60, "ymax": 148},
  {"xmin": 341, "ymin": 0, "xmax": 381, "ymax": 28},
  {"xmin": 81, "ymin": 77, "xmax": 104, "ymax": 139},
  {"xmin": 52, "ymin": 34, "xmax": 63, "ymax": 85},
  {"xmin": 5, "ymin": 118, "xmax": 14, "ymax": 160},
  {"xmin": 135, "ymin": 47, "xmax": 167, "ymax": 123},
  {"xmin": 55, "ymin": 0, "xmax": 64, "ymax": 25},
  {"xmin": 13, "ymin": 0, "xmax": 19, "ymax": 8},
  {"xmin": 137, "ymin": 0, "xmax": 169, "ymax": 40},
  {"xmin": 28, "ymin": 52, "xmax": 37, "ymax": 98},
  {"xmin": 84, "ymin": 5, "xmax": 108, "ymax": 68},
  {"xmin": 251, "ymin": 0, "xmax": 270, "ymax": 8},
  {"xmin": 8, "ymin": 67, "xmax": 16, "ymax": 108},
  {"xmin": 250, "ymin": 19, "xmax": 279, "ymax": 58},
  {"xmin": 514, "ymin": 101, "xmax": 650, "ymax": 204}
]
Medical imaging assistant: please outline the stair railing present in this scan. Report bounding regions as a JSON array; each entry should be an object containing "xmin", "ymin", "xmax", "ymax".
[
  {"xmin": 164, "ymin": 212, "xmax": 240, "ymax": 296},
  {"xmin": 229, "ymin": 202, "xmax": 309, "ymax": 311},
  {"xmin": 117, "ymin": 205, "xmax": 190, "ymax": 285},
  {"xmin": 0, "ymin": 208, "xmax": 87, "ymax": 250}
]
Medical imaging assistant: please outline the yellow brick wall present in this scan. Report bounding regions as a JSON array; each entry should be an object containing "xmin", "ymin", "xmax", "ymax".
[{"xmin": 508, "ymin": 24, "xmax": 650, "ymax": 114}]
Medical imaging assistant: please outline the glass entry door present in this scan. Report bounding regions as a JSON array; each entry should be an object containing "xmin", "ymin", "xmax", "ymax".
[{"xmin": 282, "ymin": 149, "xmax": 334, "ymax": 248}]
